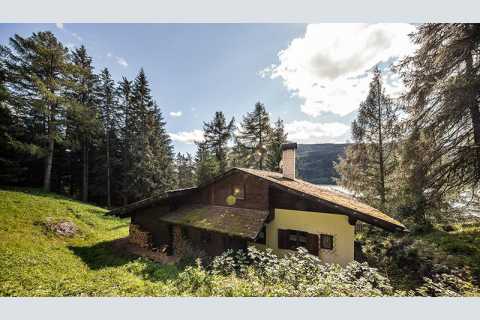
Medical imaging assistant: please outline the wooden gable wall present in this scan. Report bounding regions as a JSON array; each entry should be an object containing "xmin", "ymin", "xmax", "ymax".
[{"xmin": 198, "ymin": 171, "xmax": 269, "ymax": 210}]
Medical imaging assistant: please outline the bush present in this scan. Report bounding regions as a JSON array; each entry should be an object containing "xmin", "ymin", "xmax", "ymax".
[
  {"xmin": 417, "ymin": 269, "xmax": 478, "ymax": 297},
  {"xmin": 205, "ymin": 246, "xmax": 402, "ymax": 297}
]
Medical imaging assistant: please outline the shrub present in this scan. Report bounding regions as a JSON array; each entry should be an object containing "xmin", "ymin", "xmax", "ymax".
[
  {"xmin": 206, "ymin": 246, "xmax": 402, "ymax": 297},
  {"xmin": 417, "ymin": 270, "xmax": 478, "ymax": 297}
]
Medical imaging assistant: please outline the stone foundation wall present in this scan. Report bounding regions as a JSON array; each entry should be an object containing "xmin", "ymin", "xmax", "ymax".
[{"xmin": 129, "ymin": 224, "xmax": 152, "ymax": 248}]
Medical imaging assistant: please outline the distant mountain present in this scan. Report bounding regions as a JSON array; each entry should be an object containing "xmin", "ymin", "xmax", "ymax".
[{"xmin": 296, "ymin": 143, "xmax": 349, "ymax": 185}]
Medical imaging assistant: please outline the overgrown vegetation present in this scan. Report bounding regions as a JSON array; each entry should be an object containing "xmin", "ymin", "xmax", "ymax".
[{"xmin": 357, "ymin": 222, "xmax": 480, "ymax": 296}]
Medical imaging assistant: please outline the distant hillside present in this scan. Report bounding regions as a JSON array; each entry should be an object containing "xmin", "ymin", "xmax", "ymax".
[{"xmin": 296, "ymin": 143, "xmax": 349, "ymax": 185}]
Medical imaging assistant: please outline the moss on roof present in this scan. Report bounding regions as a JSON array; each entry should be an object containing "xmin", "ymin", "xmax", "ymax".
[{"xmin": 160, "ymin": 205, "xmax": 269, "ymax": 239}]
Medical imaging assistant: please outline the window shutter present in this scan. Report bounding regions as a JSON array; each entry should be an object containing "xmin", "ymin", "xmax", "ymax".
[
  {"xmin": 278, "ymin": 229, "xmax": 288, "ymax": 249},
  {"xmin": 306, "ymin": 233, "xmax": 319, "ymax": 256}
]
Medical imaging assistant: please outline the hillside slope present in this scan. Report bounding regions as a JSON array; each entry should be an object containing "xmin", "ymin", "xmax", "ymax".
[
  {"xmin": 297, "ymin": 143, "xmax": 348, "ymax": 184},
  {"xmin": 0, "ymin": 188, "xmax": 177, "ymax": 296}
]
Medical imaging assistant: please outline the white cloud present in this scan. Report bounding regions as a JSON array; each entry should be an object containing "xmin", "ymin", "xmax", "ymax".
[
  {"xmin": 169, "ymin": 130, "xmax": 204, "ymax": 144},
  {"xmin": 55, "ymin": 23, "xmax": 64, "ymax": 29},
  {"xmin": 169, "ymin": 111, "xmax": 183, "ymax": 117},
  {"xmin": 263, "ymin": 23, "xmax": 416, "ymax": 117},
  {"xmin": 285, "ymin": 120, "xmax": 351, "ymax": 144},
  {"xmin": 115, "ymin": 56, "xmax": 128, "ymax": 67},
  {"xmin": 107, "ymin": 52, "xmax": 112, "ymax": 58}
]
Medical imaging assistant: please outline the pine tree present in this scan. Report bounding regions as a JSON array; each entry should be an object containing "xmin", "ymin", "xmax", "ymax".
[
  {"xmin": 266, "ymin": 118, "xmax": 288, "ymax": 172},
  {"xmin": 394, "ymin": 126, "xmax": 445, "ymax": 224},
  {"xmin": 195, "ymin": 141, "xmax": 220, "ymax": 185},
  {"xmin": 117, "ymin": 77, "xmax": 134, "ymax": 205},
  {"xmin": 175, "ymin": 152, "xmax": 196, "ymax": 189},
  {"xmin": 129, "ymin": 68, "xmax": 153, "ymax": 199},
  {"xmin": 335, "ymin": 67, "xmax": 399, "ymax": 209},
  {"xmin": 148, "ymin": 103, "xmax": 175, "ymax": 194},
  {"xmin": 68, "ymin": 45, "xmax": 100, "ymax": 201},
  {"xmin": 234, "ymin": 102, "xmax": 272, "ymax": 170},
  {"xmin": 128, "ymin": 69, "xmax": 175, "ymax": 200},
  {"xmin": 97, "ymin": 68, "xmax": 118, "ymax": 207},
  {"xmin": 2, "ymin": 32, "xmax": 76, "ymax": 191},
  {"xmin": 0, "ymin": 56, "xmax": 7, "ymax": 104},
  {"xmin": 398, "ymin": 23, "xmax": 480, "ymax": 195},
  {"xmin": 202, "ymin": 111, "xmax": 235, "ymax": 173}
]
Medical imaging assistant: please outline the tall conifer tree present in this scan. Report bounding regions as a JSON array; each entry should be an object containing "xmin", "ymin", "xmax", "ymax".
[
  {"xmin": 2, "ymin": 32, "xmax": 76, "ymax": 191},
  {"xmin": 234, "ymin": 102, "xmax": 272, "ymax": 170},
  {"xmin": 398, "ymin": 23, "xmax": 480, "ymax": 194},
  {"xmin": 117, "ymin": 77, "xmax": 134, "ymax": 205},
  {"xmin": 68, "ymin": 45, "xmax": 99, "ymax": 201},
  {"xmin": 266, "ymin": 118, "xmax": 287, "ymax": 172},
  {"xmin": 97, "ymin": 68, "xmax": 118, "ymax": 207},
  {"xmin": 335, "ymin": 67, "xmax": 399, "ymax": 209},
  {"xmin": 195, "ymin": 141, "xmax": 219, "ymax": 185},
  {"xmin": 202, "ymin": 111, "xmax": 235, "ymax": 173}
]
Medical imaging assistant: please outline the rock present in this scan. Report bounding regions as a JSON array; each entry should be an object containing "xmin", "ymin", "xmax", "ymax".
[{"xmin": 44, "ymin": 218, "xmax": 78, "ymax": 237}]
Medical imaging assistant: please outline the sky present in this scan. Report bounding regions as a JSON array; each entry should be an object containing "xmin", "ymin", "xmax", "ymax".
[{"xmin": 0, "ymin": 23, "xmax": 416, "ymax": 154}]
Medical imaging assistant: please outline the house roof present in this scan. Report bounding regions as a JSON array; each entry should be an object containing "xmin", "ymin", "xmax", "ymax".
[
  {"xmin": 159, "ymin": 204, "xmax": 269, "ymax": 239},
  {"xmin": 108, "ymin": 187, "xmax": 197, "ymax": 217},
  {"xmin": 108, "ymin": 167, "xmax": 405, "ymax": 232},
  {"xmin": 234, "ymin": 167, "xmax": 406, "ymax": 231}
]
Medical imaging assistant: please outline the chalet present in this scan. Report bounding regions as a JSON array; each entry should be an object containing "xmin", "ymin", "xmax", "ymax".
[{"xmin": 110, "ymin": 143, "xmax": 405, "ymax": 265}]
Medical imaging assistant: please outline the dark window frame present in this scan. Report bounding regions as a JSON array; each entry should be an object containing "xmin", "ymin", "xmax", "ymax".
[
  {"xmin": 287, "ymin": 230, "xmax": 308, "ymax": 250},
  {"xmin": 320, "ymin": 234, "xmax": 334, "ymax": 250}
]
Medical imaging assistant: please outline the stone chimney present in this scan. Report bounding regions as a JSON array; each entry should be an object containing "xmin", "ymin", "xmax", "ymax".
[{"xmin": 281, "ymin": 142, "xmax": 297, "ymax": 180}]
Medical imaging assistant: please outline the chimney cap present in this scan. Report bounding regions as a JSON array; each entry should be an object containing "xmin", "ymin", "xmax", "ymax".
[{"xmin": 281, "ymin": 142, "xmax": 297, "ymax": 151}]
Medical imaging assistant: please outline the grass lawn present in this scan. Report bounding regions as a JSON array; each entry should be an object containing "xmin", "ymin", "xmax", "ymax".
[{"xmin": 0, "ymin": 187, "xmax": 178, "ymax": 297}]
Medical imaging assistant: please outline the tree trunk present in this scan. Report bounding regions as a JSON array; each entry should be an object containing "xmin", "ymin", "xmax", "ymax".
[
  {"xmin": 43, "ymin": 112, "xmax": 55, "ymax": 192},
  {"xmin": 82, "ymin": 137, "xmax": 89, "ymax": 202},
  {"xmin": 106, "ymin": 130, "xmax": 111, "ymax": 208},
  {"xmin": 122, "ymin": 142, "xmax": 128, "ymax": 206}
]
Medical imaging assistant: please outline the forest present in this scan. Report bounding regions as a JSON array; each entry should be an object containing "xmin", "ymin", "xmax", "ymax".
[{"xmin": 0, "ymin": 31, "xmax": 288, "ymax": 207}]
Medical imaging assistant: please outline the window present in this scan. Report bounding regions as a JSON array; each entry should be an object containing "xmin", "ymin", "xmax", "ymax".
[
  {"xmin": 288, "ymin": 230, "xmax": 308, "ymax": 250},
  {"xmin": 320, "ymin": 234, "xmax": 334, "ymax": 250},
  {"xmin": 255, "ymin": 226, "xmax": 266, "ymax": 244},
  {"xmin": 231, "ymin": 184, "xmax": 245, "ymax": 200},
  {"xmin": 278, "ymin": 229, "xmax": 319, "ymax": 256}
]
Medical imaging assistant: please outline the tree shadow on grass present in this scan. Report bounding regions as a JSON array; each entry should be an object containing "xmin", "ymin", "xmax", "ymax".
[
  {"xmin": 68, "ymin": 237, "xmax": 137, "ymax": 270},
  {"xmin": 69, "ymin": 237, "xmax": 180, "ymax": 282}
]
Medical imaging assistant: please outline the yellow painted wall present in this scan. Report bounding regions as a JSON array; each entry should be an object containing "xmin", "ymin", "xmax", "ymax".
[{"xmin": 265, "ymin": 208, "xmax": 354, "ymax": 266}]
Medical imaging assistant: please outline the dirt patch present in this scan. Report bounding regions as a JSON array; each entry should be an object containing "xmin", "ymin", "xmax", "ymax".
[{"xmin": 110, "ymin": 237, "xmax": 177, "ymax": 265}]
